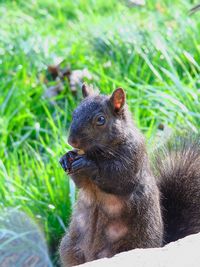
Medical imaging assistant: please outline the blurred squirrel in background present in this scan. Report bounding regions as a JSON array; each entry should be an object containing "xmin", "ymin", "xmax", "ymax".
[{"xmin": 59, "ymin": 84, "xmax": 200, "ymax": 266}]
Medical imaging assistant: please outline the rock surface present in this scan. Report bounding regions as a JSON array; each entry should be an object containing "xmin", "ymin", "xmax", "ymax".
[
  {"xmin": 0, "ymin": 209, "xmax": 52, "ymax": 267},
  {"xmin": 78, "ymin": 233, "xmax": 200, "ymax": 267}
]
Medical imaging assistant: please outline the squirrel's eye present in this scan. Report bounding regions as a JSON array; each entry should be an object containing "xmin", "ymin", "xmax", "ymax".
[{"xmin": 96, "ymin": 115, "xmax": 106, "ymax": 126}]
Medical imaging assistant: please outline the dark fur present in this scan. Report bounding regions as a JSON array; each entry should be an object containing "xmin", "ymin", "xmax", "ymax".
[
  {"xmin": 153, "ymin": 135, "xmax": 200, "ymax": 244},
  {"xmin": 59, "ymin": 88, "xmax": 163, "ymax": 266}
]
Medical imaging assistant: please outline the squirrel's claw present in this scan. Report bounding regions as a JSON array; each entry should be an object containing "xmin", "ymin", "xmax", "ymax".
[{"xmin": 59, "ymin": 151, "xmax": 79, "ymax": 173}]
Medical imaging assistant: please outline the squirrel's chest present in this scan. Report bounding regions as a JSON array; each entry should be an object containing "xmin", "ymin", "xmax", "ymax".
[{"xmin": 74, "ymin": 188, "xmax": 129, "ymax": 260}]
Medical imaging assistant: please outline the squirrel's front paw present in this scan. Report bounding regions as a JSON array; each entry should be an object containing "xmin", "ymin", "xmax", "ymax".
[
  {"xmin": 71, "ymin": 156, "xmax": 97, "ymax": 177},
  {"xmin": 59, "ymin": 151, "xmax": 78, "ymax": 173}
]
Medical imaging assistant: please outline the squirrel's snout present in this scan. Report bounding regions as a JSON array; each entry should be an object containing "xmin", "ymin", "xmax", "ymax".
[{"xmin": 68, "ymin": 135, "xmax": 80, "ymax": 148}]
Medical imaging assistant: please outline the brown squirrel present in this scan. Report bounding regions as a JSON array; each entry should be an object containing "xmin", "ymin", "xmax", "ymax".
[
  {"xmin": 59, "ymin": 85, "xmax": 200, "ymax": 266},
  {"xmin": 59, "ymin": 85, "xmax": 163, "ymax": 266}
]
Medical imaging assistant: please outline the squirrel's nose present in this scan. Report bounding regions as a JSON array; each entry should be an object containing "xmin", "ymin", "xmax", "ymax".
[{"xmin": 68, "ymin": 135, "xmax": 80, "ymax": 148}]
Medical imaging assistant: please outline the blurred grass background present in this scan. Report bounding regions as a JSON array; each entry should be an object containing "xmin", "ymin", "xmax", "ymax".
[{"xmin": 0, "ymin": 0, "xmax": 200, "ymax": 265}]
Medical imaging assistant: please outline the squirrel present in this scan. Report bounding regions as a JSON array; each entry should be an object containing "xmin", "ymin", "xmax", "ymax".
[
  {"xmin": 59, "ymin": 85, "xmax": 200, "ymax": 266},
  {"xmin": 59, "ymin": 85, "xmax": 163, "ymax": 266}
]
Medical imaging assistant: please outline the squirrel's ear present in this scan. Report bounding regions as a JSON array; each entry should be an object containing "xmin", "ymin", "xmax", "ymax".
[
  {"xmin": 110, "ymin": 88, "xmax": 126, "ymax": 112},
  {"xmin": 82, "ymin": 83, "xmax": 94, "ymax": 98}
]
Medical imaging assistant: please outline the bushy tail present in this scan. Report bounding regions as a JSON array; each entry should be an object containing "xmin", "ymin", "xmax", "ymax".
[{"xmin": 152, "ymin": 135, "xmax": 200, "ymax": 244}]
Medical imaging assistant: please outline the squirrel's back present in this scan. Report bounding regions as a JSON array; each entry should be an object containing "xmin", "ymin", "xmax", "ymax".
[{"xmin": 153, "ymin": 135, "xmax": 200, "ymax": 244}]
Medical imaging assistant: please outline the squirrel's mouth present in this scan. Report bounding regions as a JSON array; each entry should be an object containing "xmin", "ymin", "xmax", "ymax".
[
  {"xmin": 76, "ymin": 149, "xmax": 85, "ymax": 155},
  {"xmin": 69, "ymin": 140, "xmax": 94, "ymax": 155},
  {"xmin": 69, "ymin": 145, "xmax": 86, "ymax": 154},
  {"xmin": 68, "ymin": 135, "xmax": 93, "ymax": 154}
]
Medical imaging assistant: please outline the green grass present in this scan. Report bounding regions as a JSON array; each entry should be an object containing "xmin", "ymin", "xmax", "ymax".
[{"xmin": 0, "ymin": 0, "xmax": 200, "ymax": 265}]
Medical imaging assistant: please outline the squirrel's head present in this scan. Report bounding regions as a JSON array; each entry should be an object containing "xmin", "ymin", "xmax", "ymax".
[{"xmin": 68, "ymin": 84, "xmax": 135, "ymax": 153}]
